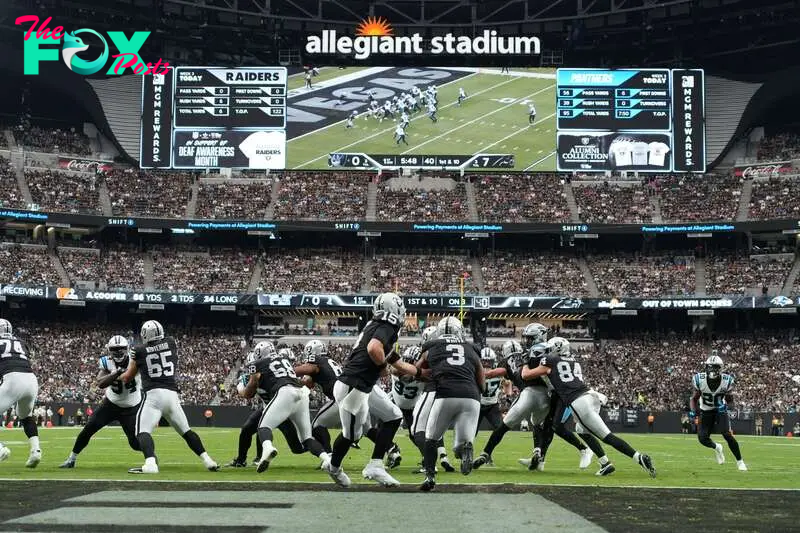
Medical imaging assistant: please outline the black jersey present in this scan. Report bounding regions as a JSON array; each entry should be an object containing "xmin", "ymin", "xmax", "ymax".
[
  {"xmin": 421, "ymin": 336, "xmax": 482, "ymax": 401},
  {"xmin": 252, "ymin": 356, "xmax": 302, "ymax": 402},
  {"xmin": 0, "ymin": 336, "xmax": 33, "ymax": 376},
  {"xmin": 307, "ymin": 354, "xmax": 342, "ymax": 400},
  {"xmin": 339, "ymin": 319, "xmax": 399, "ymax": 393},
  {"xmin": 133, "ymin": 336, "xmax": 179, "ymax": 392},
  {"xmin": 501, "ymin": 355, "xmax": 525, "ymax": 390},
  {"xmin": 539, "ymin": 353, "xmax": 589, "ymax": 405}
]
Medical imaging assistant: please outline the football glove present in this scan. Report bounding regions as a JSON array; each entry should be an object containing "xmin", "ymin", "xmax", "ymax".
[
  {"xmin": 688, "ymin": 410, "xmax": 696, "ymax": 418},
  {"xmin": 239, "ymin": 374, "xmax": 249, "ymax": 387},
  {"xmin": 717, "ymin": 404, "xmax": 727, "ymax": 414}
]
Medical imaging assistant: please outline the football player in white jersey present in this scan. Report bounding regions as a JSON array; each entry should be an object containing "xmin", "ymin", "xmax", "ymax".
[
  {"xmin": 476, "ymin": 347, "xmax": 504, "ymax": 432},
  {"xmin": 60, "ymin": 335, "xmax": 143, "ymax": 468},
  {"xmin": 391, "ymin": 346, "xmax": 424, "ymax": 442},
  {"xmin": 690, "ymin": 353, "xmax": 747, "ymax": 471}
]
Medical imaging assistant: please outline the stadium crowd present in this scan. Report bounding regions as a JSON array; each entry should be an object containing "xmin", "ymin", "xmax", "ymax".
[
  {"xmin": 272, "ymin": 173, "xmax": 367, "ymax": 220},
  {"xmin": 0, "ymin": 157, "xmax": 24, "ymax": 209},
  {"xmin": 105, "ymin": 169, "xmax": 195, "ymax": 218},
  {"xmin": 25, "ymin": 169, "xmax": 100, "ymax": 214},
  {"xmin": 57, "ymin": 246, "xmax": 146, "ymax": 289},
  {"xmin": 587, "ymin": 253, "xmax": 696, "ymax": 297},
  {"xmin": 12, "ymin": 125, "xmax": 91, "ymax": 156},
  {"xmin": 480, "ymin": 252, "xmax": 588, "ymax": 296},
  {"xmin": 0, "ymin": 244, "xmax": 61, "ymax": 285},
  {"xmin": 474, "ymin": 174, "xmax": 571, "ymax": 222},
  {"xmin": 152, "ymin": 247, "xmax": 257, "ymax": 293},
  {"xmin": 757, "ymin": 132, "xmax": 800, "ymax": 161},
  {"xmin": 659, "ymin": 174, "xmax": 742, "ymax": 222},
  {"xmin": 748, "ymin": 177, "xmax": 800, "ymax": 220},
  {"xmin": 377, "ymin": 183, "xmax": 469, "ymax": 221},
  {"xmin": 372, "ymin": 253, "xmax": 476, "ymax": 294},
  {"xmin": 705, "ymin": 254, "xmax": 793, "ymax": 295},
  {"xmin": 573, "ymin": 183, "xmax": 654, "ymax": 223},
  {"xmin": 258, "ymin": 249, "xmax": 364, "ymax": 293},
  {"xmin": 195, "ymin": 181, "xmax": 273, "ymax": 219}
]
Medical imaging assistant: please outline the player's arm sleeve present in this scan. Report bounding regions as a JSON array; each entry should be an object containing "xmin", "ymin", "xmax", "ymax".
[{"xmin": 691, "ymin": 373, "xmax": 700, "ymax": 391}]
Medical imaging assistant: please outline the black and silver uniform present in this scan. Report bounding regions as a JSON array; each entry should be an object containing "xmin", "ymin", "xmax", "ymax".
[
  {"xmin": 0, "ymin": 336, "xmax": 33, "ymax": 376},
  {"xmin": 251, "ymin": 356, "xmax": 302, "ymax": 402},
  {"xmin": 339, "ymin": 319, "xmax": 399, "ymax": 393},
  {"xmin": 306, "ymin": 353, "xmax": 342, "ymax": 400},
  {"xmin": 421, "ymin": 336, "xmax": 482, "ymax": 401},
  {"xmin": 538, "ymin": 353, "xmax": 588, "ymax": 405},
  {"xmin": 133, "ymin": 337, "xmax": 179, "ymax": 392}
]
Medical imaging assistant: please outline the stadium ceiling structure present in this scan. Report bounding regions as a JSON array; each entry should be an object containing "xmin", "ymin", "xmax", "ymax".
[{"xmin": 164, "ymin": 0, "xmax": 697, "ymax": 26}]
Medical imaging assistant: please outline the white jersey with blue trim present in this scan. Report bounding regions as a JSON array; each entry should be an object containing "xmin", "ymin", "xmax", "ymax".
[
  {"xmin": 480, "ymin": 376, "xmax": 503, "ymax": 406},
  {"xmin": 100, "ymin": 356, "xmax": 142, "ymax": 408},
  {"xmin": 391, "ymin": 374, "xmax": 423, "ymax": 410},
  {"xmin": 692, "ymin": 372, "xmax": 734, "ymax": 411}
]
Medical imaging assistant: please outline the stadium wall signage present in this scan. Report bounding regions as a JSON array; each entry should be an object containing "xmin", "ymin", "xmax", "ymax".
[
  {"xmin": 732, "ymin": 161, "xmax": 795, "ymax": 179},
  {"xmin": 305, "ymin": 17, "xmax": 540, "ymax": 60},
  {"xmin": 0, "ymin": 286, "xmax": 795, "ymax": 312},
  {"xmin": 1, "ymin": 208, "xmax": 799, "ymax": 236},
  {"xmin": 57, "ymin": 157, "xmax": 113, "ymax": 173}
]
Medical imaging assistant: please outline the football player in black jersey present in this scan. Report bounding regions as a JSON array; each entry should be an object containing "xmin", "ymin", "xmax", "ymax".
[
  {"xmin": 324, "ymin": 292, "xmax": 424, "ymax": 488},
  {"xmin": 296, "ymin": 339, "xmax": 344, "ymax": 453},
  {"xmin": 523, "ymin": 337, "xmax": 656, "ymax": 477},
  {"xmin": 240, "ymin": 341, "xmax": 330, "ymax": 473},
  {"xmin": 418, "ymin": 317, "xmax": 484, "ymax": 491},
  {"xmin": 121, "ymin": 320, "xmax": 218, "ymax": 474},
  {"xmin": 0, "ymin": 319, "xmax": 41, "ymax": 467}
]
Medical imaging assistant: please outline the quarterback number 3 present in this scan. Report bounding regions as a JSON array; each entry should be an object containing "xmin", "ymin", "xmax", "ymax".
[
  {"xmin": 145, "ymin": 350, "xmax": 175, "ymax": 378},
  {"xmin": 446, "ymin": 344, "xmax": 465, "ymax": 366}
]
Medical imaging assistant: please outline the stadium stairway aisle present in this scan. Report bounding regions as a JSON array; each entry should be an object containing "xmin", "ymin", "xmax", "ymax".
[
  {"xmin": 143, "ymin": 252, "xmax": 155, "ymax": 290},
  {"xmin": 2, "ymin": 130, "xmax": 15, "ymax": 148},
  {"xmin": 49, "ymin": 250, "xmax": 70, "ymax": 286},
  {"xmin": 366, "ymin": 181, "xmax": 377, "ymax": 221},
  {"xmin": 650, "ymin": 196, "xmax": 663, "ymax": 223},
  {"xmin": 360, "ymin": 255, "xmax": 374, "ymax": 292},
  {"xmin": 248, "ymin": 260, "xmax": 264, "ymax": 293},
  {"xmin": 471, "ymin": 257, "xmax": 486, "ymax": 293},
  {"xmin": 781, "ymin": 256, "xmax": 800, "ymax": 295},
  {"xmin": 187, "ymin": 181, "xmax": 199, "ymax": 218},
  {"xmin": 577, "ymin": 258, "xmax": 599, "ymax": 297},
  {"xmin": 98, "ymin": 180, "xmax": 113, "ymax": 216},
  {"xmin": 736, "ymin": 179, "xmax": 753, "ymax": 221},
  {"xmin": 695, "ymin": 256, "xmax": 707, "ymax": 296},
  {"xmin": 10, "ymin": 150, "xmax": 33, "ymax": 206},
  {"xmin": 465, "ymin": 180, "xmax": 479, "ymax": 220},
  {"xmin": 563, "ymin": 182, "xmax": 581, "ymax": 223}
]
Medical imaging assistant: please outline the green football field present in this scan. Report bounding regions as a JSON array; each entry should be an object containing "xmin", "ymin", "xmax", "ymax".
[
  {"xmin": 1, "ymin": 426, "xmax": 797, "ymax": 489},
  {"xmin": 287, "ymin": 69, "xmax": 558, "ymax": 171}
]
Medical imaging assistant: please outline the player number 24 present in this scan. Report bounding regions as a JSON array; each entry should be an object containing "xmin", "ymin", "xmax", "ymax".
[
  {"xmin": 0, "ymin": 339, "xmax": 26, "ymax": 359},
  {"xmin": 145, "ymin": 350, "xmax": 175, "ymax": 378}
]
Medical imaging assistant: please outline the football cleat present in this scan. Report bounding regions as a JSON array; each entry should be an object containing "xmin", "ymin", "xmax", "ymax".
[
  {"xmin": 472, "ymin": 452, "xmax": 490, "ymax": 470},
  {"xmin": 323, "ymin": 462, "xmax": 352, "ymax": 488},
  {"xmin": 714, "ymin": 443, "xmax": 725, "ymax": 465},
  {"xmin": 460, "ymin": 443, "xmax": 474, "ymax": 475},
  {"xmin": 596, "ymin": 463, "xmax": 616, "ymax": 476},
  {"xmin": 206, "ymin": 461, "xmax": 220, "ymax": 472},
  {"xmin": 580, "ymin": 448, "xmax": 594, "ymax": 469},
  {"xmin": 256, "ymin": 444, "xmax": 278, "ymax": 473},
  {"xmin": 226, "ymin": 458, "xmax": 247, "ymax": 468},
  {"xmin": 25, "ymin": 450, "xmax": 41, "ymax": 469},
  {"xmin": 440, "ymin": 456, "xmax": 455, "ymax": 472},
  {"xmin": 386, "ymin": 444, "xmax": 402, "ymax": 470},
  {"xmin": 737, "ymin": 460, "xmax": 748, "ymax": 471},
  {"xmin": 638, "ymin": 454, "xmax": 656, "ymax": 478},
  {"xmin": 362, "ymin": 459, "xmax": 400, "ymax": 487},
  {"xmin": 0, "ymin": 446, "xmax": 11, "ymax": 463},
  {"xmin": 59, "ymin": 458, "xmax": 76, "ymax": 469},
  {"xmin": 420, "ymin": 475, "xmax": 436, "ymax": 492},
  {"xmin": 129, "ymin": 462, "xmax": 159, "ymax": 474}
]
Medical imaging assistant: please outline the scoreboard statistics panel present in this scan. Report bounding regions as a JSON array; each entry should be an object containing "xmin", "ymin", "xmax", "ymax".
[
  {"xmin": 556, "ymin": 68, "xmax": 705, "ymax": 173},
  {"xmin": 140, "ymin": 67, "xmax": 287, "ymax": 169}
]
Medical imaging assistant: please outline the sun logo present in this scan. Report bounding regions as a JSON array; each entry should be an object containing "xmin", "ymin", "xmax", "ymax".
[{"xmin": 356, "ymin": 17, "xmax": 393, "ymax": 37}]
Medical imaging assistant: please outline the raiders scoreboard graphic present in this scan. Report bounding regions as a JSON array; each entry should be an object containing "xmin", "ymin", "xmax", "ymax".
[
  {"xmin": 140, "ymin": 67, "xmax": 288, "ymax": 169},
  {"xmin": 328, "ymin": 153, "xmax": 515, "ymax": 169},
  {"xmin": 556, "ymin": 68, "xmax": 705, "ymax": 173}
]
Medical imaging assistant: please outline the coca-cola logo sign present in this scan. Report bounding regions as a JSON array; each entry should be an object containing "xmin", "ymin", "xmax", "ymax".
[
  {"xmin": 57, "ymin": 157, "xmax": 113, "ymax": 173},
  {"xmin": 734, "ymin": 161, "xmax": 793, "ymax": 178}
]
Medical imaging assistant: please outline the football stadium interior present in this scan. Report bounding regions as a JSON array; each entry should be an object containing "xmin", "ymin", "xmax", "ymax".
[{"xmin": 0, "ymin": 0, "xmax": 800, "ymax": 531}]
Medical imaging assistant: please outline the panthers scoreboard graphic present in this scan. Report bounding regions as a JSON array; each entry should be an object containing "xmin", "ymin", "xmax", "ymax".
[
  {"xmin": 556, "ymin": 68, "xmax": 705, "ymax": 173},
  {"xmin": 140, "ymin": 66, "xmax": 288, "ymax": 169},
  {"xmin": 327, "ymin": 153, "xmax": 515, "ymax": 169}
]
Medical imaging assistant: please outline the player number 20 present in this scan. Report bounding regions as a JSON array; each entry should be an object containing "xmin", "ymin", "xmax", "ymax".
[
  {"xmin": 145, "ymin": 350, "xmax": 175, "ymax": 378},
  {"xmin": 446, "ymin": 344, "xmax": 465, "ymax": 366},
  {"xmin": 556, "ymin": 361, "xmax": 583, "ymax": 383}
]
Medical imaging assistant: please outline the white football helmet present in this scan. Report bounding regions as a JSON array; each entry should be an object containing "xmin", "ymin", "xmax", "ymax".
[
  {"xmin": 140, "ymin": 320, "xmax": 164, "ymax": 343},
  {"xmin": 548, "ymin": 336, "xmax": 570, "ymax": 356},
  {"xmin": 705, "ymin": 352, "xmax": 723, "ymax": 379},
  {"xmin": 480, "ymin": 347, "xmax": 497, "ymax": 368},
  {"xmin": 0, "ymin": 318, "xmax": 12, "ymax": 339},
  {"xmin": 252, "ymin": 341, "xmax": 277, "ymax": 361},
  {"xmin": 279, "ymin": 347, "xmax": 296, "ymax": 363},
  {"xmin": 530, "ymin": 342, "xmax": 549, "ymax": 360},
  {"xmin": 421, "ymin": 326, "xmax": 438, "ymax": 344},
  {"xmin": 373, "ymin": 292, "xmax": 406, "ymax": 327},
  {"xmin": 106, "ymin": 335, "xmax": 130, "ymax": 365},
  {"xmin": 501, "ymin": 340, "xmax": 524, "ymax": 359},
  {"xmin": 521, "ymin": 323, "xmax": 549, "ymax": 349},
  {"xmin": 244, "ymin": 351, "xmax": 256, "ymax": 366},
  {"xmin": 302, "ymin": 339, "xmax": 327, "ymax": 363},
  {"xmin": 401, "ymin": 345, "xmax": 422, "ymax": 364},
  {"xmin": 437, "ymin": 316, "xmax": 464, "ymax": 341}
]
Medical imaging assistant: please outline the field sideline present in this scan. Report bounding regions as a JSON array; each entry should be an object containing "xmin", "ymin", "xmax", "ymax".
[
  {"xmin": 286, "ymin": 67, "xmax": 558, "ymax": 171},
  {"xmin": 1, "ymin": 426, "xmax": 797, "ymax": 489}
]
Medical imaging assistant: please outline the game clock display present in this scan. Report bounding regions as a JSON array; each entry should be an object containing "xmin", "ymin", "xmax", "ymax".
[{"xmin": 556, "ymin": 68, "xmax": 705, "ymax": 173}]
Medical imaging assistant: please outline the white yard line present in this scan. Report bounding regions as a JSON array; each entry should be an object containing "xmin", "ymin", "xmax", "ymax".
[
  {"xmin": 293, "ymin": 74, "xmax": 522, "ymax": 168},
  {"xmin": 524, "ymin": 150, "xmax": 557, "ymax": 171},
  {"xmin": 400, "ymin": 84, "xmax": 555, "ymax": 155}
]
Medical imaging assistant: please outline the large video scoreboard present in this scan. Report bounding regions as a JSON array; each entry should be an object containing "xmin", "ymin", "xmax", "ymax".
[
  {"xmin": 556, "ymin": 68, "xmax": 705, "ymax": 173},
  {"xmin": 140, "ymin": 67, "xmax": 287, "ymax": 169}
]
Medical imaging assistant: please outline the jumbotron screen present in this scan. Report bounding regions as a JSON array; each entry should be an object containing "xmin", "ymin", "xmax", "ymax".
[{"xmin": 140, "ymin": 66, "xmax": 704, "ymax": 172}]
